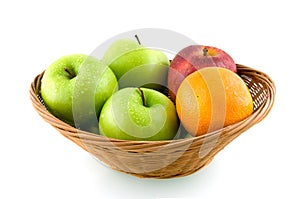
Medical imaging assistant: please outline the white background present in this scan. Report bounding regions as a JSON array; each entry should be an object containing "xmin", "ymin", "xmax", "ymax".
[{"xmin": 1, "ymin": 0, "xmax": 299, "ymax": 198}]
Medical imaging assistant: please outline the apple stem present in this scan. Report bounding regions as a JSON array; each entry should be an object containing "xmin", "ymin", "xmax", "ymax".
[
  {"xmin": 137, "ymin": 87, "xmax": 147, "ymax": 106},
  {"xmin": 203, "ymin": 48, "xmax": 208, "ymax": 56},
  {"xmin": 135, "ymin": 34, "xmax": 141, "ymax": 45},
  {"xmin": 64, "ymin": 67, "xmax": 75, "ymax": 78}
]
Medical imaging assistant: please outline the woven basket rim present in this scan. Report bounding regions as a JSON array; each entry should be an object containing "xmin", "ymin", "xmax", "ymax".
[{"xmin": 30, "ymin": 64, "xmax": 276, "ymax": 145}]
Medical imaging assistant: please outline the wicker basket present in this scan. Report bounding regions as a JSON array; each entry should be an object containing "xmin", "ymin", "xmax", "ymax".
[{"xmin": 29, "ymin": 64, "xmax": 275, "ymax": 179}]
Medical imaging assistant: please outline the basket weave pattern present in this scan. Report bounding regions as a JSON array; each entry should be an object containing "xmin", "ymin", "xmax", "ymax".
[{"xmin": 30, "ymin": 64, "xmax": 275, "ymax": 179}]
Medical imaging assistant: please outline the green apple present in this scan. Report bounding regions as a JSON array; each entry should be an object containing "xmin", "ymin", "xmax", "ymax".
[
  {"xmin": 99, "ymin": 87, "xmax": 179, "ymax": 141},
  {"xmin": 40, "ymin": 54, "xmax": 118, "ymax": 132},
  {"xmin": 102, "ymin": 38, "xmax": 143, "ymax": 65},
  {"xmin": 102, "ymin": 38, "xmax": 170, "ymax": 91}
]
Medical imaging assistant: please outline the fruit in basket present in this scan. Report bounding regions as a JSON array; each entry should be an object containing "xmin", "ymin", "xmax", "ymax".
[
  {"xmin": 40, "ymin": 54, "xmax": 118, "ymax": 127},
  {"xmin": 102, "ymin": 37, "xmax": 170, "ymax": 91},
  {"xmin": 176, "ymin": 67, "xmax": 253, "ymax": 137},
  {"xmin": 102, "ymin": 38, "xmax": 143, "ymax": 65},
  {"xmin": 99, "ymin": 87, "xmax": 179, "ymax": 141},
  {"xmin": 168, "ymin": 45, "xmax": 236, "ymax": 101}
]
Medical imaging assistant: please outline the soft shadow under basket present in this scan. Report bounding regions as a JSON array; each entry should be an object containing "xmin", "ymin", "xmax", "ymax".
[{"xmin": 30, "ymin": 64, "xmax": 275, "ymax": 179}]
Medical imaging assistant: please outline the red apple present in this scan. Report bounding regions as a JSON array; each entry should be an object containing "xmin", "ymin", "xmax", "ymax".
[{"xmin": 167, "ymin": 45, "xmax": 236, "ymax": 101}]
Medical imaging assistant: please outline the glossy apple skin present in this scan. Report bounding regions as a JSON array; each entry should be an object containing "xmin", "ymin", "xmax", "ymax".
[
  {"xmin": 99, "ymin": 87, "xmax": 179, "ymax": 141},
  {"xmin": 167, "ymin": 45, "xmax": 236, "ymax": 101},
  {"xmin": 102, "ymin": 39, "xmax": 170, "ymax": 91},
  {"xmin": 102, "ymin": 38, "xmax": 143, "ymax": 66},
  {"xmin": 41, "ymin": 54, "xmax": 118, "ymax": 130},
  {"xmin": 111, "ymin": 49, "xmax": 170, "ymax": 91}
]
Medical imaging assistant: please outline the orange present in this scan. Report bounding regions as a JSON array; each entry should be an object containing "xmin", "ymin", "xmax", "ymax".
[{"xmin": 176, "ymin": 67, "xmax": 253, "ymax": 136}]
